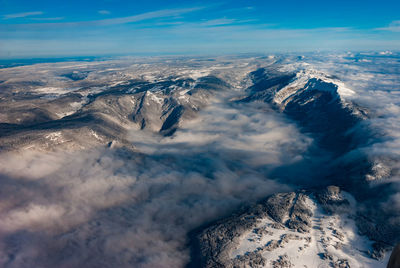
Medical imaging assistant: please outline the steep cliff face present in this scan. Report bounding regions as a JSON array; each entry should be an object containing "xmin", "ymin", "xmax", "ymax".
[
  {"xmin": 388, "ymin": 244, "xmax": 400, "ymax": 268},
  {"xmin": 246, "ymin": 68, "xmax": 365, "ymax": 156}
]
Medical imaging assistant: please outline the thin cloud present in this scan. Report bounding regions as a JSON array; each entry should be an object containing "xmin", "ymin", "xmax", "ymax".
[
  {"xmin": 89, "ymin": 7, "xmax": 205, "ymax": 26},
  {"xmin": 201, "ymin": 18, "xmax": 237, "ymax": 26},
  {"xmin": 3, "ymin": 11, "xmax": 43, "ymax": 19},
  {"xmin": 375, "ymin": 20, "xmax": 400, "ymax": 32},
  {"xmin": 201, "ymin": 18, "xmax": 256, "ymax": 27},
  {"xmin": 30, "ymin": 17, "xmax": 64, "ymax": 21},
  {"xmin": 98, "ymin": 10, "xmax": 110, "ymax": 15},
  {"xmin": 1, "ymin": 7, "xmax": 205, "ymax": 29},
  {"xmin": 223, "ymin": 6, "xmax": 255, "ymax": 14}
]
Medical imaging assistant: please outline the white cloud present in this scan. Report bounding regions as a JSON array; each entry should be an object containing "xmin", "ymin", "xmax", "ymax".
[
  {"xmin": 98, "ymin": 10, "xmax": 110, "ymax": 15},
  {"xmin": 30, "ymin": 17, "xmax": 64, "ymax": 21},
  {"xmin": 3, "ymin": 11, "xmax": 43, "ymax": 19}
]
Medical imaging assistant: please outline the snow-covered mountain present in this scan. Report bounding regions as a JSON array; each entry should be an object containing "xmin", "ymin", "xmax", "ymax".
[
  {"xmin": 192, "ymin": 187, "xmax": 390, "ymax": 268},
  {"xmin": 0, "ymin": 54, "xmax": 398, "ymax": 267}
]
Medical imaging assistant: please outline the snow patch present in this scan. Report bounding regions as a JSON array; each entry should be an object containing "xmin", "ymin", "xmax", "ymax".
[
  {"xmin": 229, "ymin": 194, "xmax": 389, "ymax": 268},
  {"xmin": 45, "ymin": 132, "xmax": 63, "ymax": 142},
  {"xmin": 34, "ymin": 87, "xmax": 81, "ymax": 95},
  {"xmin": 146, "ymin": 91, "xmax": 164, "ymax": 105},
  {"xmin": 273, "ymin": 68, "xmax": 355, "ymax": 107},
  {"xmin": 90, "ymin": 130, "xmax": 103, "ymax": 141}
]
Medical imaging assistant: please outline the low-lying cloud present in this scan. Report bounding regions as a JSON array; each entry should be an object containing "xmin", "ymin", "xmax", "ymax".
[
  {"xmin": 306, "ymin": 53, "xmax": 400, "ymax": 237},
  {"xmin": 0, "ymin": 92, "xmax": 311, "ymax": 267}
]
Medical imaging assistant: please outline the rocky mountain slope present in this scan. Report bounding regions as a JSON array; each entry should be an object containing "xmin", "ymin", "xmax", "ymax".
[
  {"xmin": 190, "ymin": 186, "xmax": 389, "ymax": 268},
  {"xmin": 0, "ymin": 58, "xmax": 245, "ymax": 152}
]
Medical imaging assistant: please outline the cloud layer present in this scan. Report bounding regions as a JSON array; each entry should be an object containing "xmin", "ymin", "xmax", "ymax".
[{"xmin": 0, "ymin": 90, "xmax": 311, "ymax": 267}]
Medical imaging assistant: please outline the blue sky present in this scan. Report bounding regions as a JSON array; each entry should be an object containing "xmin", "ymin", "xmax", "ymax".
[{"xmin": 0, "ymin": 0, "xmax": 399, "ymax": 58}]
